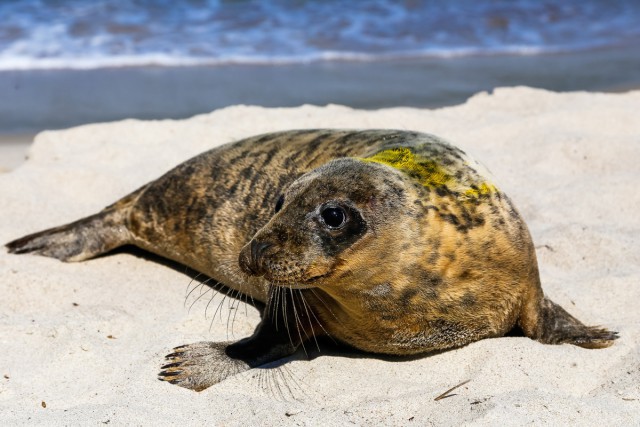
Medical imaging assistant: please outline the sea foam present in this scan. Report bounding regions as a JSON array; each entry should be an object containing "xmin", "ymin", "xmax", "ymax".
[{"xmin": 1, "ymin": 0, "xmax": 639, "ymax": 70}]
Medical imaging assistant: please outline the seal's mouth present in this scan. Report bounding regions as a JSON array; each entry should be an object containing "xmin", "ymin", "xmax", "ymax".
[
  {"xmin": 268, "ymin": 272, "xmax": 327, "ymax": 289},
  {"xmin": 239, "ymin": 239, "xmax": 332, "ymax": 287}
]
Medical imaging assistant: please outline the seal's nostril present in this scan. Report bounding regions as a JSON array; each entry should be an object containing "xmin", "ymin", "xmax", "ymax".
[{"xmin": 248, "ymin": 240, "xmax": 271, "ymax": 275}]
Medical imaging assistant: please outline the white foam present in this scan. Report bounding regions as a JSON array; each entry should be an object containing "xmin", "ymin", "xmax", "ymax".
[
  {"xmin": 0, "ymin": 0, "xmax": 638, "ymax": 71},
  {"xmin": 0, "ymin": 45, "xmax": 592, "ymax": 71}
]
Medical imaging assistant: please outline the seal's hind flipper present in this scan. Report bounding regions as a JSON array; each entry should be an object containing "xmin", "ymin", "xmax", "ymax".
[
  {"xmin": 520, "ymin": 296, "xmax": 618, "ymax": 349},
  {"xmin": 5, "ymin": 209, "xmax": 131, "ymax": 262}
]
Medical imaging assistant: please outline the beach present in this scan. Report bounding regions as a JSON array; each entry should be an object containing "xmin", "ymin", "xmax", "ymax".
[{"xmin": 1, "ymin": 87, "xmax": 639, "ymax": 424}]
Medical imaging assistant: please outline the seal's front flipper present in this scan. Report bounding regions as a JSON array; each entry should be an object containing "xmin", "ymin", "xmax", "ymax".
[
  {"xmin": 520, "ymin": 296, "xmax": 618, "ymax": 349},
  {"xmin": 5, "ymin": 208, "xmax": 131, "ymax": 262},
  {"xmin": 159, "ymin": 341, "xmax": 252, "ymax": 391},
  {"xmin": 159, "ymin": 293, "xmax": 305, "ymax": 391},
  {"xmin": 159, "ymin": 335, "xmax": 299, "ymax": 392}
]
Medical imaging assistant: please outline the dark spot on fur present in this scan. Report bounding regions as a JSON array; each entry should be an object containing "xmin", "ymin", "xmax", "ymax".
[
  {"xmin": 270, "ymin": 224, "xmax": 290, "ymax": 244},
  {"xmin": 363, "ymin": 296, "xmax": 387, "ymax": 312},
  {"xmin": 410, "ymin": 265, "xmax": 443, "ymax": 288},
  {"xmin": 461, "ymin": 292, "xmax": 477, "ymax": 307},
  {"xmin": 423, "ymin": 272, "xmax": 443, "ymax": 288},
  {"xmin": 381, "ymin": 313, "xmax": 400, "ymax": 321},
  {"xmin": 426, "ymin": 238, "xmax": 441, "ymax": 264},
  {"xmin": 399, "ymin": 287, "xmax": 419, "ymax": 308},
  {"xmin": 441, "ymin": 213, "xmax": 460, "ymax": 226},
  {"xmin": 459, "ymin": 270, "xmax": 472, "ymax": 280},
  {"xmin": 128, "ymin": 214, "xmax": 142, "ymax": 234},
  {"xmin": 435, "ymin": 186, "xmax": 451, "ymax": 198},
  {"xmin": 420, "ymin": 287, "xmax": 438, "ymax": 299}
]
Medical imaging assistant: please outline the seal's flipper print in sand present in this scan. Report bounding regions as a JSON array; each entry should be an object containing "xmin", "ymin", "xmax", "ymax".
[{"xmin": 6, "ymin": 130, "xmax": 617, "ymax": 391}]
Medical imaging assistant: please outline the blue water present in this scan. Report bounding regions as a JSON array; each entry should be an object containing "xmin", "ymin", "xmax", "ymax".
[{"xmin": 1, "ymin": 0, "xmax": 639, "ymax": 70}]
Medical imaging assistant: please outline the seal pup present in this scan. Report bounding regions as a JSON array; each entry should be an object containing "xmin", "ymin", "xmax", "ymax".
[{"xmin": 5, "ymin": 129, "xmax": 617, "ymax": 391}]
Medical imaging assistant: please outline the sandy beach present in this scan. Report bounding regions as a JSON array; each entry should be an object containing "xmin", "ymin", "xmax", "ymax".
[{"xmin": 1, "ymin": 87, "xmax": 639, "ymax": 424}]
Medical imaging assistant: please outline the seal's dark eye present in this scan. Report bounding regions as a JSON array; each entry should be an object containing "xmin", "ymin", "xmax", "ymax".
[
  {"xmin": 275, "ymin": 194, "xmax": 284, "ymax": 213},
  {"xmin": 321, "ymin": 207, "xmax": 346, "ymax": 229}
]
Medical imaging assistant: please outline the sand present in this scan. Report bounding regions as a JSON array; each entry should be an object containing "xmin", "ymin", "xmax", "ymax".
[
  {"xmin": 0, "ymin": 134, "xmax": 33, "ymax": 173},
  {"xmin": 1, "ymin": 87, "xmax": 638, "ymax": 425}
]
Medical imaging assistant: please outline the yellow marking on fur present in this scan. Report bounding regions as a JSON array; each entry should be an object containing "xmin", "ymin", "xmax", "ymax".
[
  {"xmin": 464, "ymin": 182, "xmax": 497, "ymax": 198},
  {"xmin": 361, "ymin": 148, "xmax": 497, "ymax": 197},
  {"xmin": 362, "ymin": 148, "xmax": 452, "ymax": 188}
]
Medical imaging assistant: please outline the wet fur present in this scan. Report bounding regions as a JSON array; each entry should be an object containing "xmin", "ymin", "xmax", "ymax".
[{"xmin": 5, "ymin": 129, "xmax": 617, "ymax": 391}]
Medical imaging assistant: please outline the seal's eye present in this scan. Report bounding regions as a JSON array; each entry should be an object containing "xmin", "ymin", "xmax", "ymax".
[
  {"xmin": 275, "ymin": 194, "xmax": 284, "ymax": 213},
  {"xmin": 321, "ymin": 206, "xmax": 346, "ymax": 229}
]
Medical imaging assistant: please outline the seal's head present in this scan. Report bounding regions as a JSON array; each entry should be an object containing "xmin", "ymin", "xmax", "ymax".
[{"xmin": 238, "ymin": 157, "xmax": 419, "ymax": 292}]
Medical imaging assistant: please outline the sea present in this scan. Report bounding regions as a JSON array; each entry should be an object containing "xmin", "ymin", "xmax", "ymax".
[{"xmin": 1, "ymin": 0, "xmax": 639, "ymax": 70}]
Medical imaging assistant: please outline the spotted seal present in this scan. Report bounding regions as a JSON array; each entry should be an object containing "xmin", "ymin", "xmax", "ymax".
[{"xmin": 5, "ymin": 129, "xmax": 617, "ymax": 391}]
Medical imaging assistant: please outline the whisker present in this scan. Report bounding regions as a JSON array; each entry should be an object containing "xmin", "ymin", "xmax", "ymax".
[
  {"xmin": 289, "ymin": 287, "xmax": 310, "ymax": 356},
  {"xmin": 281, "ymin": 286, "xmax": 294, "ymax": 349},
  {"xmin": 187, "ymin": 285, "xmax": 212, "ymax": 314},
  {"xmin": 184, "ymin": 272, "xmax": 203, "ymax": 299},
  {"xmin": 308, "ymin": 288, "xmax": 340, "ymax": 343},
  {"xmin": 271, "ymin": 285, "xmax": 281, "ymax": 332},
  {"xmin": 183, "ymin": 279, "xmax": 204, "ymax": 309},
  {"xmin": 204, "ymin": 287, "xmax": 219, "ymax": 320},
  {"xmin": 230, "ymin": 292, "xmax": 242, "ymax": 337},
  {"xmin": 226, "ymin": 288, "xmax": 243, "ymax": 339},
  {"xmin": 297, "ymin": 289, "xmax": 322, "ymax": 352},
  {"xmin": 241, "ymin": 289, "xmax": 249, "ymax": 317},
  {"xmin": 210, "ymin": 293, "xmax": 228, "ymax": 332},
  {"xmin": 279, "ymin": 364, "xmax": 310, "ymax": 402}
]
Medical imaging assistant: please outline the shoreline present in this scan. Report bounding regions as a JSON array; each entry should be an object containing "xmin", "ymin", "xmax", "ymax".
[{"xmin": 2, "ymin": 43, "xmax": 640, "ymax": 133}]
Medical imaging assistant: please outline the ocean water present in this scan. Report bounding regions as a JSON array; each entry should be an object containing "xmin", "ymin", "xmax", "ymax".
[{"xmin": 1, "ymin": 0, "xmax": 639, "ymax": 70}]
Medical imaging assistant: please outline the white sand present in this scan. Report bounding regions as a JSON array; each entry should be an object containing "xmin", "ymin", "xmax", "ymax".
[
  {"xmin": 0, "ymin": 134, "xmax": 33, "ymax": 173},
  {"xmin": 1, "ymin": 87, "xmax": 638, "ymax": 424}
]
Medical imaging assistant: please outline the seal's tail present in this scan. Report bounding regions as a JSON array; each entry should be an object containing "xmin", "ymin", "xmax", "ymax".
[
  {"xmin": 5, "ymin": 208, "xmax": 131, "ymax": 262},
  {"xmin": 519, "ymin": 295, "xmax": 618, "ymax": 349}
]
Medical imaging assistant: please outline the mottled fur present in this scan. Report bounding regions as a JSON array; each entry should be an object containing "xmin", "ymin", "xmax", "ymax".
[{"xmin": 6, "ymin": 130, "xmax": 617, "ymax": 391}]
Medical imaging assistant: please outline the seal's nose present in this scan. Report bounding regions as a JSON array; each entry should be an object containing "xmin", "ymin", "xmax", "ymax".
[{"xmin": 239, "ymin": 240, "xmax": 272, "ymax": 276}]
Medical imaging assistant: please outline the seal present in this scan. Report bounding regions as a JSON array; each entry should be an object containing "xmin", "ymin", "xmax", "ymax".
[{"xmin": 5, "ymin": 129, "xmax": 617, "ymax": 391}]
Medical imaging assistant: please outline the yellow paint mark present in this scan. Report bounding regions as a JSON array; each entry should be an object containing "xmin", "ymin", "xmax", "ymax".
[
  {"xmin": 464, "ymin": 182, "xmax": 497, "ymax": 198},
  {"xmin": 362, "ymin": 147, "xmax": 452, "ymax": 188},
  {"xmin": 361, "ymin": 147, "xmax": 497, "ymax": 198}
]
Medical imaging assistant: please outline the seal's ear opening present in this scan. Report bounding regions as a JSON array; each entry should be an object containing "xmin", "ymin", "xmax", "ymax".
[{"xmin": 274, "ymin": 194, "xmax": 284, "ymax": 213}]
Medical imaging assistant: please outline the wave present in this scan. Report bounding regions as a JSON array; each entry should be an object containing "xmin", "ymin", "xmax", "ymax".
[
  {"xmin": 0, "ymin": 45, "xmax": 615, "ymax": 71},
  {"xmin": 1, "ymin": 0, "xmax": 639, "ymax": 71}
]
